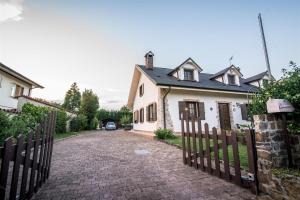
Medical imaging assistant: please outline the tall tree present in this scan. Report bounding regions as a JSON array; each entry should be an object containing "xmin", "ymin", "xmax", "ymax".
[
  {"xmin": 62, "ymin": 82, "xmax": 81, "ymax": 112},
  {"xmin": 80, "ymin": 89, "xmax": 99, "ymax": 129}
]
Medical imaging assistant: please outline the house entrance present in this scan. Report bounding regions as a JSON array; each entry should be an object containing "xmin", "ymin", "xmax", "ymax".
[{"xmin": 218, "ymin": 103, "xmax": 231, "ymax": 130}]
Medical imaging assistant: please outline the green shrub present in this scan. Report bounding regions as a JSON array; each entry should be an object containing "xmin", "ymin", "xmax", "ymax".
[
  {"xmin": 55, "ymin": 110, "xmax": 68, "ymax": 133},
  {"xmin": 70, "ymin": 114, "xmax": 88, "ymax": 132},
  {"xmin": 120, "ymin": 115, "xmax": 131, "ymax": 125},
  {"xmin": 22, "ymin": 103, "xmax": 49, "ymax": 123},
  {"xmin": 7, "ymin": 114, "xmax": 36, "ymax": 138},
  {"xmin": 90, "ymin": 117, "xmax": 99, "ymax": 130},
  {"xmin": 155, "ymin": 128, "xmax": 176, "ymax": 139},
  {"xmin": 0, "ymin": 110, "xmax": 11, "ymax": 145}
]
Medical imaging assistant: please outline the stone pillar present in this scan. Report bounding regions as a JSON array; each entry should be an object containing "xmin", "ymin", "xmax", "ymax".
[{"xmin": 253, "ymin": 114, "xmax": 288, "ymax": 193}]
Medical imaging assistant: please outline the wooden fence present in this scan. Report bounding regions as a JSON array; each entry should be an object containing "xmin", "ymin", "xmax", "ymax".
[
  {"xmin": 0, "ymin": 111, "xmax": 56, "ymax": 200},
  {"xmin": 181, "ymin": 115, "xmax": 258, "ymax": 194}
]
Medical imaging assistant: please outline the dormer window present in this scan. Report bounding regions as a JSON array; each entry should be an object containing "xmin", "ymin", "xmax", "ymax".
[
  {"xmin": 228, "ymin": 74, "xmax": 236, "ymax": 85},
  {"xmin": 184, "ymin": 69, "xmax": 194, "ymax": 81}
]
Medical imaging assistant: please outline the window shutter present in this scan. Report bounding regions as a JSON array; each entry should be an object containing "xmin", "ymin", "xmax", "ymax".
[
  {"xmin": 198, "ymin": 102, "xmax": 205, "ymax": 120},
  {"xmin": 240, "ymin": 104, "xmax": 248, "ymax": 120},
  {"xmin": 178, "ymin": 101, "xmax": 185, "ymax": 119},
  {"xmin": 146, "ymin": 106, "xmax": 150, "ymax": 121},
  {"xmin": 153, "ymin": 103, "xmax": 157, "ymax": 121},
  {"xmin": 137, "ymin": 110, "xmax": 139, "ymax": 123}
]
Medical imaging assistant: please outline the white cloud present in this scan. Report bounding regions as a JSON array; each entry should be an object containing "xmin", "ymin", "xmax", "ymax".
[{"xmin": 0, "ymin": 0, "xmax": 24, "ymax": 22}]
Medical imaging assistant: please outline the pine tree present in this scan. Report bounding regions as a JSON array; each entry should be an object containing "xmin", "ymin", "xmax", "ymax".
[{"xmin": 62, "ymin": 82, "xmax": 81, "ymax": 112}]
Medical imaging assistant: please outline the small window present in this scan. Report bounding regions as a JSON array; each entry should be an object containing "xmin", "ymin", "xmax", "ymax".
[
  {"xmin": 187, "ymin": 102, "xmax": 198, "ymax": 119},
  {"xmin": 146, "ymin": 103, "xmax": 157, "ymax": 122},
  {"xmin": 140, "ymin": 108, "xmax": 144, "ymax": 123},
  {"xmin": 139, "ymin": 84, "xmax": 144, "ymax": 97},
  {"xmin": 228, "ymin": 74, "xmax": 236, "ymax": 85},
  {"xmin": 11, "ymin": 84, "xmax": 24, "ymax": 97},
  {"xmin": 184, "ymin": 69, "xmax": 194, "ymax": 81}
]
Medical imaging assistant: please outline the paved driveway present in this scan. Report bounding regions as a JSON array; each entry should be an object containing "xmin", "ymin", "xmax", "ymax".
[{"xmin": 33, "ymin": 130, "xmax": 255, "ymax": 200}]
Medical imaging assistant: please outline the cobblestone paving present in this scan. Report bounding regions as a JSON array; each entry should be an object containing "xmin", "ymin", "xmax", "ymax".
[{"xmin": 32, "ymin": 130, "xmax": 256, "ymax": 200}]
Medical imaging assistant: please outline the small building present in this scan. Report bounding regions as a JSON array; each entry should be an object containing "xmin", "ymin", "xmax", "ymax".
[
  {"xmin": 127, "ymin": 52, "xmax": 270, "ymax": 133},
  {"xmin": 0, "ymin": 62, "xmax": 43, "ymax": 110}
]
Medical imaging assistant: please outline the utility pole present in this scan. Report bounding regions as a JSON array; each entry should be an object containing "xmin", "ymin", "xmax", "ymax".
[{"xmin": 258, "ymin": 13, "xmax": 272, "ymax": 80}]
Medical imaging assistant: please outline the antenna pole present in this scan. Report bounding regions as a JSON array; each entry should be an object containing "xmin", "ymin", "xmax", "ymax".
[{"xmin": 258, "ymin": 13, "xmax": 272, "ymax": 80}]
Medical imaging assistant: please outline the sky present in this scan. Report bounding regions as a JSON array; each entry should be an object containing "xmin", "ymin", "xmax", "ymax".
[{"xmin": 0, "ymin": 0, "xmax": 299, "ymax": 109}]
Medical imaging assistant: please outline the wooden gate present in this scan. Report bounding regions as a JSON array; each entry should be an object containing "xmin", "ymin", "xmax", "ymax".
[
  {"xmin": 0, "ymin": 111, "xmax": 56, "ymax": 200},
  {"xmin": 181, "ymin": 113, "xmax": 258, "ymax": 194}
]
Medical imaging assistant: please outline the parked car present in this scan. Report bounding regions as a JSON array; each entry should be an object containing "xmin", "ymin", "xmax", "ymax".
[{"xmin": 105, "ymin": 122, "xmax": 117, "ymax": 130}]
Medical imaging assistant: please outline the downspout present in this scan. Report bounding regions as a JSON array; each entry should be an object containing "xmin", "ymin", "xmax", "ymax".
[{"xmin": 163, "ymin": 86, "xmax": 171, "ymax": 129}]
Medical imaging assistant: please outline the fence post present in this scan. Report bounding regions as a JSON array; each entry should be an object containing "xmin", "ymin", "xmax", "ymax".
[{"xmin": 0, "ymin": 137, "xmax": 13, "ymax": 199}]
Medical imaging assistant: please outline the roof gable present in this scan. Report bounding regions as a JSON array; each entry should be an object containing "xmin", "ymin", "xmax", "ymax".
[
  {"xmin": 168, "ymin": 57, "xmax": 202, "ymax": 76},
  {"xmin": 243, "ymin": 71, "xmax": 274, "ymax": 84},
  {"xmin": 0, "ymin": 62, "xmax": 44, "ymax": 88},
  {"xmin": 210, "ymin": 65, "xmax": 243, "ymax": 79}
]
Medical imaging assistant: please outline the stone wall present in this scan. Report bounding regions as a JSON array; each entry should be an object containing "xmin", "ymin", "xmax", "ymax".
[{"xmin": 254, "ymin": 114, "xmax": 300, "ymax": 199}]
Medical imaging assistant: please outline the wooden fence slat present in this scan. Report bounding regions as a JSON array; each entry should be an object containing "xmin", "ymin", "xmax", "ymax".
[
  {"xmin": 231, "ymin": 131, "xmax": 241, "ymax": 185},
  {"xmin": 35, "ymin": 119, "xmax": 47, "ymax": 191},
  {"xmin": 212, "ymin": 127, "xmax": 220, "ymax": 177},
  {"xmin": 181, "ymin": 112, "xmax": 187, "ymax": 164},
  {"xmin": 20, "ymin": 132, "xmax": 33, "ymax": 199},
  {"xmin": 28, "ymin": 125, "xmax": 41, "ymax": 198},
  {"xmin": 245, "ymin": 130, "xmax": 255, "ymax": 174},
  {"xmin": 0, "ymin": 137, "xmax": 14, "ymax": 199},
  {"xmin": 41, "ymin": 115, "xmax": 51, "ymax": 183},
  {"xmin": 221, "ymin": 130, "xmax": 230, "ymax": 180},
  {"xmin": 186, "ymin": 113, "xmax": 192, "ymax": 166},
  {"xmin": 204, "ymin": 123, "xmax": 212, "ymax": 173},
  {"xmin": 10, "ymin": 135, "xmax": 25, "ymax": 200},
  {"xmin": 197, "ymin": 118, "xmax": 204, "ymax": 170},
  {"xmin": 45, "ymin": 112, "xmax": 53, "ymax": 178},
  {"xmin": 47, "ymin": 112, "xmax": 56, "ymax": 178},
  {"xmin": 191, "ymin": 117, "xmax": 198, "ymax": 168}
]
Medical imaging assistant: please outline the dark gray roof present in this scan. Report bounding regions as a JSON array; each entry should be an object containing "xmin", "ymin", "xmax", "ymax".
[
  {"xmin": 209, "ymin": 65, "xmax": 242, "ymax": 79},
  {"xmin": 243, "ymin": 71, "xmax": 268, "ymax": 84},
  {"xmin": 138, "ymin": 65, "xmax": 259, "ymax": 93}
]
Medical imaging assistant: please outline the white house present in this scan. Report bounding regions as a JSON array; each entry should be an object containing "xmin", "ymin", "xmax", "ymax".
[
  {"xmin": 127, "ymin": 52, "xmax": 269, "ymax": 133},
  {"xmin": 0, "ymin": 62, "xmax": 44, "ymax": 111}
]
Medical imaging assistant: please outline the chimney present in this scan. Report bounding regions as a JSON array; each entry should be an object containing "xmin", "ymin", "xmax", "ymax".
[{"xmin": 145, "ymin": 51, "xmax": 154, "ymax": 69}]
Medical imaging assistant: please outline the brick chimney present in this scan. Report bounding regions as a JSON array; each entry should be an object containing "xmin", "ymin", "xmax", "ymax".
[{"xmin": 145, "ymin": 51, "xmax": 154, "ymax": 69}]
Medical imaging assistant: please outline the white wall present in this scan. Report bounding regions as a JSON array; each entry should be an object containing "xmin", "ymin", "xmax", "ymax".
[
  {"xmin": 0, "ymin": 72, "xmax": 31, "ymax": 109},
  {"xmin": 132, "ymin": 72, "xmax": 159, "ymax": 131},
  {"xmin": 166, "ymin": 89, "xmax": 251, "ymax": 132}
]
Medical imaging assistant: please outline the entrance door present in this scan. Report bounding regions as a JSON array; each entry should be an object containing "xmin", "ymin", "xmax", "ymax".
[{"xmin": 218, "ymin": 103, "xmax": 231, "ymax": 130}]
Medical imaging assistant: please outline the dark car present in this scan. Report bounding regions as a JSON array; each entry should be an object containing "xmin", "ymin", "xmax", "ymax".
[{"xmin": 105, "ymin": 122, "xmax": 117, "ymax": 130}]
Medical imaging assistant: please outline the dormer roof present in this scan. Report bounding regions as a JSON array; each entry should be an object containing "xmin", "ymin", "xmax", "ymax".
[
  {"xmin": 209, "ymin": 65, "xmax": 243, "ymax": 79},
  {"xmin": 243, "ymin": 71, "xmax": 271, "ymax": 84},
  {"xmin": 168, "ymin": 57, "xmax": 202, "ymax": 76}
]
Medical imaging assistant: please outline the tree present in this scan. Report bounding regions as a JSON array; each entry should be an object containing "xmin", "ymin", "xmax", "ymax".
[
  {"xmin": 62, "ymin": 82, "xmax": 81, "ymax": 112},
  {"xmin": 80, "ymin": 89, "xmax": 99, "ymax": 129},
  {"xmin": 249, "ymin": 61, "xmax": 300, "ymax": 133}
]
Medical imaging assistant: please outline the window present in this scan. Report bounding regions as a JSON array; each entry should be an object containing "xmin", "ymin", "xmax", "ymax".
[
  {"xmin": 146, "ymin": 103, "xmax": 157, "ymax": 122},
  {"xmin": 228, "ymin": 74, "xmax": 236, "ymax": 85},
  {"xmin": 140, "ymin": 108, "xmax": 144, "ymax": 123},
  {"xmin": 184, "ymin": 69, "xmax": 194, "ymax": 81},
  {"xmin": 187, "ymin": 102, "xmax": 197, "ymax": 118},
  {"xmin": 11, "ymin": 84, "xmax": 24, "ymax": 97},
  {"xmin": 134, "ymin": 110, "xmax": 139, "ymax": 123},
  {"xmin": 139, "ymin": 84, "xmax": 144, "ymax": 97},
  {"xmin": 179, "ymin": 101, "xmax": 205, "ymax": 120}
]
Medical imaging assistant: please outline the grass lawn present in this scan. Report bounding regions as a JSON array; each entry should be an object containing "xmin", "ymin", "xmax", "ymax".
[
  {"xmin": 163, "ymin": 136, "xmax": 249, "ymax": 170},
  {"xmin": 54, "ymin": 132, "xmax": 79, "ymax": 140}
]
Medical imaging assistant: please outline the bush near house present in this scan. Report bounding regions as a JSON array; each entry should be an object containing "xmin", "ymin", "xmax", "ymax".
[
  {"xmin": 155, "ymin": 128, "xmax": 176, "ymax": 139},
  {"xmin": 70, "ymin": 114, "xmax": 88, "ymax": 132},
  {"xmin": 249, "ymin": 61, "xmax": 300, "ymax": 134},
  {"xmin": 55, "ymin": 110, "xmax": 68, "ymax": 134}
]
